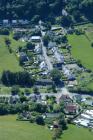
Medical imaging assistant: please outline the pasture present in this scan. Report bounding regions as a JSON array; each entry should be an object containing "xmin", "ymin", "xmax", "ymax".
[
  {"xmin": 0, "ymin": 35, "xmax": 25, "ymax": 73},
  {"xmin": 61, "ymin": 124, "xmax": 93, "ymax": 140},
  {"xmin": 0, "ymin": 115, "xmax": 52, "ymax": 140},
  {"xmin": 68, "ymin": 34, "xmax": 93, "ymax": 71},
  {"xmin": 0, "ymin": 115, "xmax": 93, "ymax": 140}
]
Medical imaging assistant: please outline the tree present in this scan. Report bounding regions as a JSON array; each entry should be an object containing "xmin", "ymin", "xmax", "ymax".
[
  {"xmin": 52, "ymin": 127, "xmax": 62, "ymax": 140},
  {"xmin": 5, "ymin": 38, "xmax": 11, "ymax": 46},
  {"xmin": 43, "ymin": 35, "xmax": 50, "ymax": 46},
  {"xmin": 0, "ymin": 28, "xmax": 10, "ymax": 35},
  {"xmin": 1, "ymin": 71, "xmax": 35, "ymax": 87},
  {"xmin": 53, "ymin": 104, "xmax": 60, "ymax": 113},
  {"xmin": 35, "ymin": 103, "xmax": 47, "ymax": 113},
  {"xmin": 33, "ymin": 86, "xmax": 39, "ymax": 94},
  {"xmin": 25, "ymin": 42, "xmax": 35, "ymax": 50},
  {"xmin": 58, "ymin": 113, "xmax": 68, "ymax": 130},
  {"xmin": 13, "ymin": 32, "xmax": 22, "ymax": 40},
  {"xmin": 35, "ymin": 115, "xmax": 45, "ymax": 125},
  {"xmin": 50, "ymin": 69, "xmax": 61, "ymax": 84},
  {"xmin": 20, "ymin": 95, "xmax": 27, "ymax": 103},
  {"xmin": 4, "ymin": 37, "xmax": 12, "ymax": 53},
  {"xmin": 91, "ymin": 41, "xmax": 93, "ymax": 47},
  {"xmin": 24, "ymin": 88, "xmax": 31, "ymax": 95},
  {"xmin": 61, "ymin": 15, "xmax": 72, "ymax": 27},
  {"xmin": 52, "ymin": 83, "xmax": 57, "ymax": 93},
  {"xmin": 11, "ymin": 85, "xmax": 20, "ymax": 95},
  {"xmin": 31, "ymin": 15, "xmax": 40, "ymax": 24},
  {"xmin": 77, "ymin": 60, "xmax": 82, "ymax": 67}
]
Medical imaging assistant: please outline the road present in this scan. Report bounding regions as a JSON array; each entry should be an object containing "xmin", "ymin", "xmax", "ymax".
[
  {"xmin": 41, "ymin": 37, "xmax": 53, "ymax": 71},
  {"xmin": 0, "ymin": 87, "xmax": 72, "ymax": 99},
  {"xmin": 40, "ymin": 27, "xmax": 53, "ymax": 71}
]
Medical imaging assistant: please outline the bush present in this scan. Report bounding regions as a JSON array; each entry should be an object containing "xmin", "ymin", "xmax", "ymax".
[
  {"xmin": 35, "ymin": 115, "xmax": 45, "ymax": 125},
  {"xmin": 13, "ymin": 32, "xmax": 22, "ymax": 40},
  {"xmin": 75, "ymin": 28, "xmax": 85, "ymax": 35},
  {"xmin": 30, "ymin": 116, "xmax": 35, "ymax": 123},
  {"xmin": 91, "ymin": 41, "xmax": 93, "ymax": 47},
  {"xmin": 0, "ymin": 28, "xmax": 10, "ymax": 35}
]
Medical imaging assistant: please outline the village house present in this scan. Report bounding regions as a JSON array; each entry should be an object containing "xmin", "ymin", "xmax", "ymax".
[
  {"xmin": 34, "ymin": 43, "xmax": 42, "ymax": 54},
  {"xmin": 31, "ymin": 36, "xmax": 41, "ymax": 42},
  {"xmin": 3, "ymin": 19, "xmax": 9, "ymax": 26},
  {"xmin": 11, "ymin": 20, "xmax": 17, "ymax": 25},
  {"xmin": 39, "ymin": 61, "xmax": 47, "ymax": 70},
  {"xmin": 64, "ymin": 103, "xmax": 78, "ymax": 115},
  {"xmin": 58, "ymin": 94, "xmax": 73, "ymax": 104}
]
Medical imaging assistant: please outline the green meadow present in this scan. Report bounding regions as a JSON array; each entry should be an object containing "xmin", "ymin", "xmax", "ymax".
[
  {"xmin": 0, "ymin": 34, "xmax": 25, "ymax": 73},
  {"xmin": 68, "ymin": 34, "xmax": 93, "ymax": 71},
  {"xmin": 0, "ymin": 115, "xmax": 93, "ymax": 140}
]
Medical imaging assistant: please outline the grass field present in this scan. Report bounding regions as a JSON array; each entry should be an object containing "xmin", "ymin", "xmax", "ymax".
[
  {"xmin": 0, "ymin": 115, "xmax": 93, "ymax": 140},
  {"xmin": 86, "ymin": 31, "xmax": 93, "ymax": 41},
  {"xmin": 0, "ymin": 115, "xmax": 52, "ymax": 140},
  {"xmin": 0, "ymin": 35, "xmax": 25, "ymax": 73},
  {"xmin": 61, "ymin": 124, "xmax": 93, "ymax": 140},
  {"xmin": 68, "ymin": 34, "xmax": 93, "ymax": 71}
]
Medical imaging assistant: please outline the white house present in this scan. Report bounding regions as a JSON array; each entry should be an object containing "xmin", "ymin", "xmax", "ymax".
[
  {"xmin": 12, "ymin": 20, "xmax": 17, "ymax": 25},
  {"xmin": 3, "ymin": 19, "xmax": 9, "ymax": 25},
  {"xmin": 31, "ymin": 36, "xmax": 41, "ymax": 42}
]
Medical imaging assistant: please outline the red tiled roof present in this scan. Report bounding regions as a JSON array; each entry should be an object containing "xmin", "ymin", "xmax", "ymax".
[{"xmin": 65, "ymin": 104, "xmax": 77, "ymax": 113}]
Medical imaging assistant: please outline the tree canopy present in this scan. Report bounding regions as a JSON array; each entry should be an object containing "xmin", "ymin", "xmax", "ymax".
[{"xmin": 0, "ymin": 0, "xmax": 93, "ymax": 22}]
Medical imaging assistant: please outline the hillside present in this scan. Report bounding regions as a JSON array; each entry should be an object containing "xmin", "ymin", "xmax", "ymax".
[{"xmin": 0, "ymin": 0, "xmax": 93, "ymax": 24}]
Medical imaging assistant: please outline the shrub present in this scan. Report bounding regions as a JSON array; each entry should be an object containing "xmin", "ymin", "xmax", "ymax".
[
  {"xmin": 35, "ymin": 115, "xmax": 45, "ymax": 125},
  {"xmin": 0, "ymin": 28, "xmax": 10, "ymax": 35}
]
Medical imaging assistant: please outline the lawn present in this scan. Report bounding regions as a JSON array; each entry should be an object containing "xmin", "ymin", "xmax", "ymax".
[
  {"xmin": 0, "ymin": 115, "xmax": 93, "ymax": 140},
  {"xmin": 75, "ymin": 23, "xmax": 93, "ymax": 31},
  {"xmin": 61, "ymin": 124, "xmax": 93, "ymax": 140},
  {"xmin": 0, "ymin": 115, "xmax": 52, "ymax": 140},
  {"xmin": 86, "ymin": 31, "xmax": 93, "ymax": 41},
  {"xmin": 0, "ymin": 35, "xmax": 25, "ymax": 73},
  {"xmin": 68, "ymin": 34, "xmax": 93, "ymax": 71}
]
